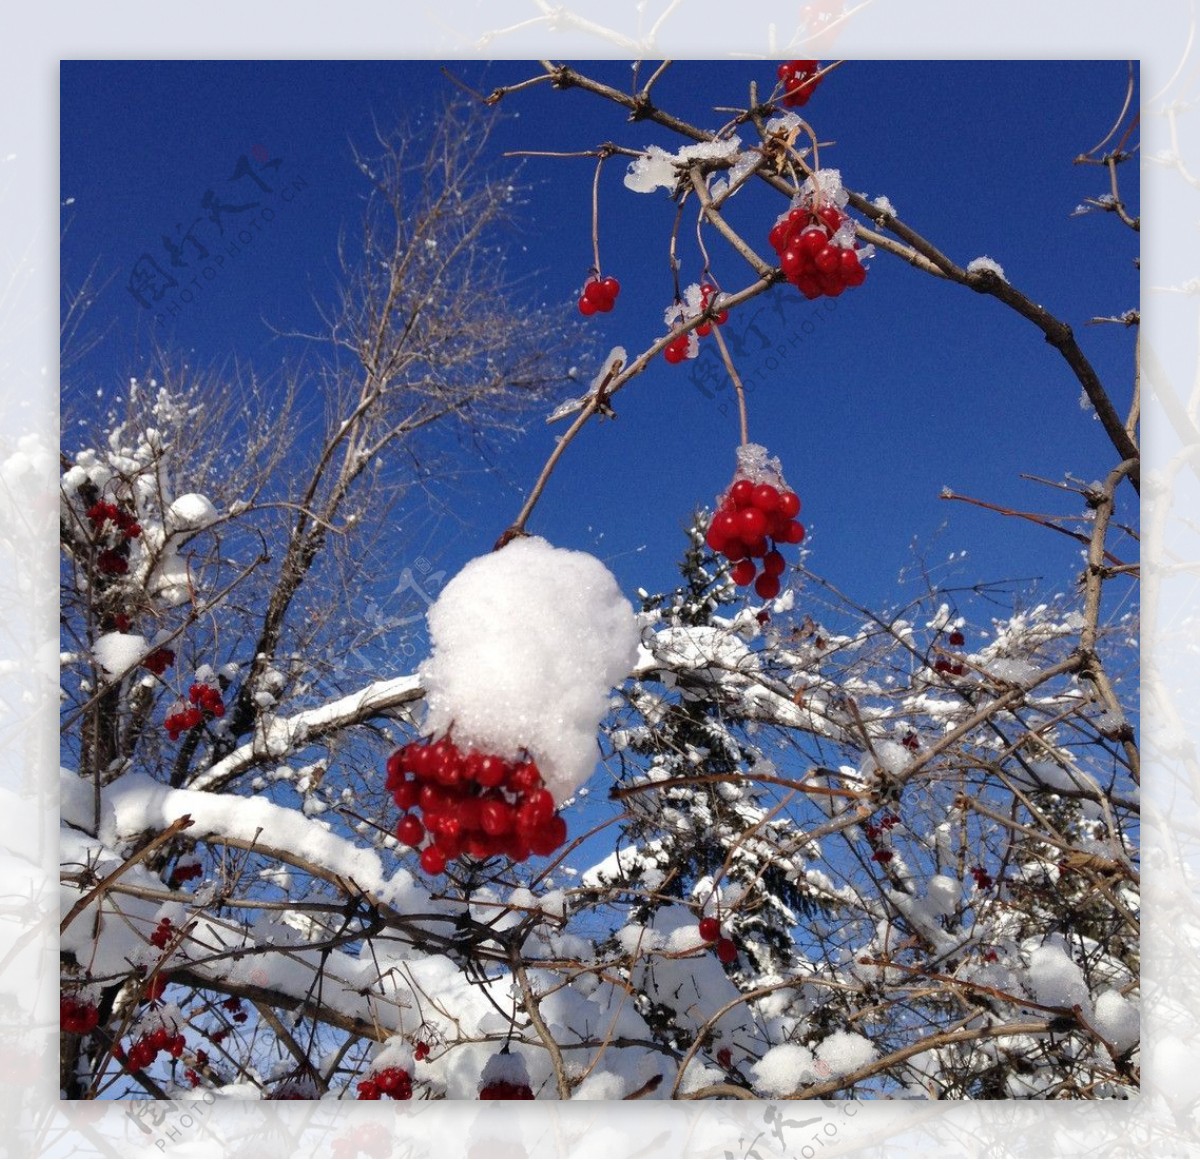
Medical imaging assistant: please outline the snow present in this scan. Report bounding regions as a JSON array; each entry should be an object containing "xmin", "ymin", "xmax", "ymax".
[
  {"xmin": 1092, "ymin": 989, "xmax": 1139, "ymax": 1053},
  {"xmin": 750, "ymin": 1042, "xmax": 816, "ymax": 1094},
  {"xmin": 419, "ymin": 536, "xmax": 639, "ymax": 803},
  {"xmin": 624, "ymin": 137, "xmax": 741, "ymax": 194},
  {"xmin": 93, "ymin": 631, "xmax": 149, "ymax": 678},
  {"xmin": 967, "ymin": 256, "xmax": 1007, "ymax": 281},
  {"xmin": 479, "ymin": 1048, "xmax": 532, "ymax": 1089},
  {"xmin": 816, "ymin": 1029, "xmax": 878, "ymax": 1076},
  {"xmin": 1026, "ymin": 940, "xmax": 1091, "ymax": 1014},
  {"xmin": 167, "ymin": 492, "xmax": 218, "ymax": 531}
]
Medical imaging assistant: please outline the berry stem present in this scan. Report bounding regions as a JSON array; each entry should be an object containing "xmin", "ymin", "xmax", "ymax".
[
  {"xmin": 503, "ymin": 357, "xmax": 624, "ymax": 542},
  {"xmin": 709, "ymin": 324, "xmax": 750, "ymax": 447},
  {"xmin": 590, "ymin": 152, "xmax": 605, "ymax": 276}
]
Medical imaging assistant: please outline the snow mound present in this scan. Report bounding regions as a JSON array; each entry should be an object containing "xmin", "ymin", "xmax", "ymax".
[
  {"xmin": 816, "ymin": 1029, "xmax": 877, "ymax": 1076},
  {"xmin": 750, "ymin": 1043, "xmax": 816, "ymax": 1095},
  {"xmin": 167, "ymin": 492, "xmax": 218, "ymax": 531},
  {"xmin": 93, "ymin": 632, "xmax": 149, "ymax": 678},
  {"xmin": 1092, "ymin": 989, "xmax": 1139, "ymax": 1053},
  {"xmin": 1026, "ymin": 941, "xmax": 1091, "ymax": 1013},
  {"xmin": 419, "ymin": 536, "xmax": 639, "ymax": 803}
]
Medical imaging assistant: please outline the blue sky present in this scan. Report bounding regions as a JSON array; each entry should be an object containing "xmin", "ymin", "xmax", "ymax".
[{"xmin": 61, "ymin": 59, "xmax": 1140, "ymax": 623}]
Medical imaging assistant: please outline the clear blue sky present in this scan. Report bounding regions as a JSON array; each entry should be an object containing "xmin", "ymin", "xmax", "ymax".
[{"xmin": 61, "ymin": 60, "xmax": 1139, "ymax": 623}]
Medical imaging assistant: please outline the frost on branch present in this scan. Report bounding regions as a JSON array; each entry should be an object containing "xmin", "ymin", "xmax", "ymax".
[{"xmin": 419, "ymin": 536, "xmax": 639, "ymax": 803}]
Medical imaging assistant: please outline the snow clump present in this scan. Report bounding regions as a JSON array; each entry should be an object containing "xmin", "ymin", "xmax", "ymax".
[{"xmin": 419, "ymin": 536, "xmax": 639, "ymax": 804}]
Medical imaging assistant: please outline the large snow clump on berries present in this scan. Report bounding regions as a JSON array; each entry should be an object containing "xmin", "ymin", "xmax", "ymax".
[{"xmin": 419, "ymin": 536, "xmax": 639, "ymax": 804}]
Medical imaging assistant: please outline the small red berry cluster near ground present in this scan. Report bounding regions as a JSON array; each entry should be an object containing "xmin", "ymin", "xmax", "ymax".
[
  {"xmin": 769, "ymin": 201, "xmax": 867, "ymax": 301},
  {"xmin": 387, "ymin": 735, "xmax": 568, "ymax": 874},
  {"xmin": 664, "ymin": 282, "xmax": 728, "ymax": 364},
  {"xmin": 60, "ymin": 995, "xmax": 99, "ymax": 1035},
  {"xmin": 357, "ymin": 1065, "xmax": 413, "ymax": 1100},
  {"xmin": 777, "ymin": 59, "xmax": 823, "ymax": 108},
  {"xmin": 577, "ymin": 275, "xmax": 621, "ymax": 316},
  {"xmin": 87, "ymin": 499, "xmax": 142, "ymax": 576},
  {"xmin": 971, "ymin": 865, "xmax": 994, "ymax": 889},
  {"xmin": 165, "ymin": 681, "xmax": 225, "ymax": 740},
  {"xmin": 479, "ymin": 1079, "xmax": 535, "ymax": 1100},
  {"xmin": 116, "ymin": 1025, "xmax": 186, "ymax": 1071},
  {"xmin": 706, "ymin": 477, "xmax": 805, "ymax": 601}
]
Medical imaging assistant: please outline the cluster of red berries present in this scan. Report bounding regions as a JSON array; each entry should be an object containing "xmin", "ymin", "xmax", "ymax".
[
  {"xmin": 934, "ymin": 629, "xmax": 968, "ymax": 676},
  {"xmin": 357, "ymin": 1066, "xmax": 413, "ymax": 1100},
  {"xmin": 221, "ymin": 996, "xmax": 249, "ymax": 1024},
  {"xmin": 769, "ymin": 200, "xmax": 867, "ymax": 301},
  {"xmin": 386, "ymin": 735, "xmax": 568, "ymax": 874},
  {"xmin": 118, "ymin": 1024, "xmax": 186, "ymax": 1071},
  {"xmin": 705, "ymin": 478, "xmax": 805, "ymax": 601},
  {"xmin": 864, "ymin": 813, "xmax": 900, "ymax": 842},
  {"xmin": 777, "ymin": 59, "xmax": 823, "ymax": 107},
  {"xmin": 698, "ymin": 915, "xmax": 738, "ymax": 965},
  {"xmin": 87, "ymin": 499, "xmax": 142, "ymax": 576},
  {"xmin": 164, "ymin": 682, "xmax": 225, "ymax": 740},
  {"xmin": 149, "ymin": 916, "xmax": 174, "ymax": 949},
  {"xmin": 141, "ymin": 972, "xmax": 169, "ymax": 1003},
  {"xmin": 61, "ymin": 995, "xmax": 99, "ymax": 1034},
  {"xmin": 664, "ymin": 283, "xmax": 728, "ymax": 363},
  {"xmin": 414, "ymin": 1041, "xmax": 430, "ymax": 1062},
  {"xmin": 577, "ymin": 275, "xmax": 621, "ymax": 316},
  {"xmin": 970, "ymin": 865, "xmax": 994, "ymax": 889},
  {"xmin": 168, "ymin": 857, "xmax": 203, "ymax": 888},
  {"xmin": 866, "ymin": 813, "xmax": 901, "ymax": 863},
  {"xmin": 143, "ymin": 647, "xmax": 175, "ymax": 676},
  {"xmin": 479, "ymin": 1079, "xmax": 535, "ymax": 1100}
]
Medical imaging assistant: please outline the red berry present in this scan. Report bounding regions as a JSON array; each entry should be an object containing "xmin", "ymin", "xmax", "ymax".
[
  {"xmin": 509, "ymin": 761, "xmax": 543, "ymax": 794},
  {"xmin": 751, "ymin": 483, "xmax": 779, "ymax": 512},
  {"xmin": 715, "ymin": 937, "xmax": 738, "ymax": 964},
  {"xmin": 737, "ymin": 508, "xmax": 767, "ymax": 540},
  {"xmin": 763, "ymin": 550, "xmax": 786, "ymax": 578},
  {"xmin": 778, "ymin": 491, "xmax": 801, "ymax": 518},
  {"xmin": 783, "ymin": 520, "xmax": 806, "ymax": 544},
  {"xmin": 814, "ymin": 246, "xmax": 841, "ymax": 276},
  {"xmin": 730, "ymin": 559, "xmax": 756, "ymax": 586},
  {"xmin": 872, "ymin": 850, "xmax": 894, "ymax": 864},
  {"xmin": 755, "ymin": 574, "xmax": 781, "ymax": 601},
  {"xmin": 698, "ymin": 916, "xmax": 720, "ymax": 942},
  {"xmin": 396, "ymin": 813, "xmax": 425, "ymax": 847},
  {"xmin": 529, "ymin": 814, "xmax": 568, "ymax": 856},
  {"xmin": 599, "ymin": 276, "xmax": 620, "ymax": 304},
  {"xmin": 729, "ymin": 479, "xmax": 755, "ymax": 508},
  {"xmin": 419, "ymin": 845, "xmax": 448, "ymax": 875},
  {"xmin": 799, "ymin": 226, "xmax": 827, "ymax": 257},
  {"xmin": 415, "ymin": 1041, "xmax": 430, "ymax": 1061},
  {"xmin": 948, "ymin": 630, "xmax": 966, "ymax": 647},
  {"xmin": 818, "ymin": 205, "xmax": 845, "ymax": 233}
]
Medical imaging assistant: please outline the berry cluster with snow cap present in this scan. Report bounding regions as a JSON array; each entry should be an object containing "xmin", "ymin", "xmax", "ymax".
[
  {"xmin": 705, "ymin": 444, "xmax": 805, "ymax": 601},
  {"xmin": 769, "ymin": 170, "xmax": 869, "ymax": 300},
  {"xmin": 418, "ymin": 536, "xmax": 639, "ymax": 805},
  {"xmin": 387, "ymin": 733, "xmax": 567, "ymax": 873},
  {"xmin": 663, "ymin": 282, "xmax": 728, "ymax": 364},
  {"xmin": 478, "ymin": 1048, "xmax": 535, "ymax": 1100},
  {"xmin": 87, "ymin": 498, "xmax": 142, "ymax": 576},
  {"xmin": 777, "ymin": 59, "xmax": 823, "ymax": 107}
]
